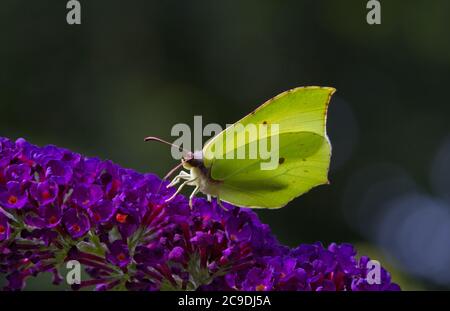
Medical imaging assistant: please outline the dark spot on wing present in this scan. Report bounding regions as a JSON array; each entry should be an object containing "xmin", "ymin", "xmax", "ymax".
[
  {"xmin": 263, "ymin": 121, "xmax": 267, "ymax": 125},
  {"xmin": 278, "ymin": 157, "xmax": 285, "ymax": 164}
]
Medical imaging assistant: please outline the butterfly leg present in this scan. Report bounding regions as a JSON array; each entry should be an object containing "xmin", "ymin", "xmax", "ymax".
[
  {"xmin": 189, "ymin": 186, "xmax": 200, "ymax": 209},
  {"xmin": 216, "ymin": 197, "xmax": 229, "ymax": 211},
  {"xmin": 165, "ymin": 177, "xmax": 197, "ymax": 202},
  {"xmin": 167, "ymin": 171, "xmax": 190, "ymax": 188}
]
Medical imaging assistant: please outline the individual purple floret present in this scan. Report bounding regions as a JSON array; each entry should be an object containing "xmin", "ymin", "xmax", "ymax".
[
  {"xmin": 0, "ymin": 137, "xmax": 400, "ymax": 291},
  {"xmin": 0, "ymin": 213, "xmax": 11, "ymax": 241}
]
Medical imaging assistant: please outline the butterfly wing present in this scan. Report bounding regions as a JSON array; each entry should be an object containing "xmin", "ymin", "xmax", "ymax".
[
  {"xmin": 202, "ymin": 86, "xmax": 335, "ymax": 208},
  {"xmin": 215, "ymin": 131, "xmax": 330, "ymax": 208}
]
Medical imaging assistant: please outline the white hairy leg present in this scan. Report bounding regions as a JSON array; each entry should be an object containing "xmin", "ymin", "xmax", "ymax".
[
  {"xmin": 189, "ymin": 186, "xmax": 200, "ymax": 208},
  {"xmin": 165, "ymin": 177, "xmax": 197, "ymax": 202},
  {"xmin": 216, "ymin": 196, "xmax": 228, "ymax": 211},
  {"xmin": 167, "ymin": 171, "xmax": 190, "ymax": 188}
]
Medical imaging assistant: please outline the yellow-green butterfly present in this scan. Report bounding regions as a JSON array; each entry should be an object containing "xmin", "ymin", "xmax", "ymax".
[{"xmin": 146, "ymin": 86, "xmax": 335, "ymax": 209}]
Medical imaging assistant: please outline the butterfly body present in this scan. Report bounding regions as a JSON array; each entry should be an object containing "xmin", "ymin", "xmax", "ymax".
[
  {"xmin": 164, "ymin": 151, "xmax": 222, "ymax": 206},
  {"xmin": 183, "ymin": 153, "xmax": 222, "ymax": 199}
]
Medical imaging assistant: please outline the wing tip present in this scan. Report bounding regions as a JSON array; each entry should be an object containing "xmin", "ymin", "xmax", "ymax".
[
  {"xmin": 323, "ymin": 86, "xmax": 337, "ymax": 95},
  {"xmin": 288, "ymin": 86, "xmax": 337, "ymax": 95}
]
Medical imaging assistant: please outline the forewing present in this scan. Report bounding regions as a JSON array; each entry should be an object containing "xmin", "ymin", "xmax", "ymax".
[{"xmin": 203, "ymin": 86, "xmax": 335, "ymax": 168}]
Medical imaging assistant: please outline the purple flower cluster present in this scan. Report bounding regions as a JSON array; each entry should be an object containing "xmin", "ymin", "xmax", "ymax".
[{"xmin": 0, "ymin": 137, "xmax": 400, "ymax": 291}]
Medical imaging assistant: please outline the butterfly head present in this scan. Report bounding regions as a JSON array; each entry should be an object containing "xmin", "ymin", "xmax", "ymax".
[
  {"xmin": 182, "ymin": 151, "xmax": 203, "ymax": 169},
  {"xmin": 144, "ymin": 137, "xmax": 205, "ymax": 171}
]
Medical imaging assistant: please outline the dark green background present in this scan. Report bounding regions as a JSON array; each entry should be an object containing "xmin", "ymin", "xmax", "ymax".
[{"xmin": 1, "ymin": 0, "xmax": 450, "ymax": 290}]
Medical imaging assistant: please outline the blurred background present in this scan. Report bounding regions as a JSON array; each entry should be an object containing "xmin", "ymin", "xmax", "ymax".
[{"xmin": 1, "ymin": 0, "xmax": 450, "ymax": 290}]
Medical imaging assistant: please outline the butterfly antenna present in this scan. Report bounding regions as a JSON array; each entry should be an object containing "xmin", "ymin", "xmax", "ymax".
[
  {"xmin": 163, "ymin": 162, "xmax": 184, "ymax": 181},
  {"xmin": 145, "ymin": 136, "xmax": 189, "ymax": 194},
  {"xmin": 155, "ymin": 162, "xmax": 184, "ymax": 194},
  {"xmin": 144, "ymin": 136, "xmax": 190, "ymax": 154}
]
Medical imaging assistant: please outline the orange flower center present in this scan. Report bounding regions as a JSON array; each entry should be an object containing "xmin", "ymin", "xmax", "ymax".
[
  {"xmin": 115, "ymin": 213, "xmax": 128, "ymax": 224},
  {"xmin": 93, "ymin": 212, "xmax": 101, "ymax": 222},
  {"xmin": 0, "ymin": 225, "xmax": 6, "ymax": 234},
  {"xmin": 255, "ymin": 284, "xmax": 266, "ymax": 291},
  {"xmin": 72, "ymin": 224, "xmax": 81, "ymax": 232},
  {"xmin": 42, "ymin": 190, "xmax": 52, "ymax": 200},
  {"xmin": 7, "ymin": 195, "xmax": 18, "ymax": 205},
  {"xmin": 49, "ymin": 216, "xmax": 58, "ymax": 225},
  {"xmin": 117, "ymin": 253, "xmax": 126, "ymax": 261}
]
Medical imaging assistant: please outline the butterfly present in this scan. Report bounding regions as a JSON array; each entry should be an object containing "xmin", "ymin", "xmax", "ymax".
[{"xmin": 146, "ymin": 86, "xmax": 335, "ymax": 209}]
